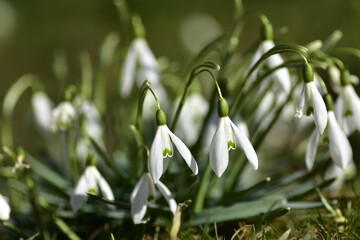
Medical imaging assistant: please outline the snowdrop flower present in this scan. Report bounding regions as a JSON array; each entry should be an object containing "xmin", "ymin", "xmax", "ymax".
[
  {"xmin": 0, "ymin": 194, "xmax": 10, "ymax": 221},
  {"xmin": 210, "ymin": 98, "xmax": 258, "ymax": 177},
  {"xmin": 79, "ymin": 101, "xmax": 103, "ymax": 142},
  {"xmin": 306, "ymin": 95, "xmax": 352, "ymax": 170},
  {"xmin": 70, "ymin": 161, "xmax": 114, "ymax": 212},
  {"xmin": 149, "ymin": 109, "xmax": 198, "ymax": 183},
  {"xmin": 175, "ymin": 93, "xmax": 209, "ymax": 146},
  {"xmin": 335, "ymin": 70, "xmax": 360, "ymax": 135},
  {"xmin": 245, "ymin": 22, "xmax": 291, "ymax": 93},
  {"xmin": 31, "ymin": 91, "xmax": 54, "ymax": 133},
  {"xmin": 51, "ymin": 102, "xmax": 76, "ymax": 132},
  {"xmin": 324, "ymin": 161, "xmax": 356, "ymax": 194},
  {"xmin": 295, "ymin": 63, "xmax": 328, "ymax": 135},
  {"xmin": 130, "ymin": 173, "xmax": 177, "ymax": 224},
  {"xmin": 120, "ymin": 38, "xmax": 159, "ymax": 97}
]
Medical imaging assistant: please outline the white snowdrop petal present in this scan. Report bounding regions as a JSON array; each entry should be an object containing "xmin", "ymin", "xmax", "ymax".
[
  {"xmin": 310, "ymin": 82, "xmax": 328, "ymax": 134},
  {"xmin": 305, "ymin": 129, "xmax": 320, "ymax": 170},
  {"xmin": 229, "ymin": 118, "xmax": 258, "ymax": 170},
  {"xmin": 149, "ymin": 127, "xmax": 166, "ymax": 183},
  {"xmin": 120, "ymin": 41, "xmax": 137, "ymax": 97},
  {"xmin": 295, "ymin": 84, "xmax": 306, "ymax": 118},
  {"xmin": 160, "ymin": 126, "xmax": 173, "ymax": 158},
  {"xmin": 136, "ymin": 39, "xmax": 158, "ymax": 70},
  {"xmin": 0, "ymin": 194, "xmax": 10, "ymax": 220},
  {"xmin": 346, "ymin": 85, "xmax": 360, "ymax": 132},
  {"xmin": 328, "ymin": 112, "xmax": 352, "ymax": 169},
  {"xmin": 156, "ymin": 181, "xmax": 177, "ymax": 215},
  {"xmin": 96, "ymin": 172, "xmax": 114, "ymax": 201},
  {"xmin": 130, "ymin": 174, "xmax": 150, "ymax": 224},
  {"xmin": 31, "ymin": 92, "xmax": 54, "ymax": 133},
  {"xmin": 166, "ymin": 126, "xmax": 198, "ymax": 175},
  {"xmin": 70, "ymin": 171, "xmax": 90, "ymax": 212},
  {"xmin": 209, "ymin": 118, "xmax": 229, "ymax": 177}
]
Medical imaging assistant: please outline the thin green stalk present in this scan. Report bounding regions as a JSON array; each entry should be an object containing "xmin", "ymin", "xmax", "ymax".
[
  {"xmin": 67, "ymin": 130, "xmax": 79, "ymax": 181},
  {"xmin": 230, "ymin": 44, "xmax": 307, "ymax": 116},
  {"xmin": 94, "ymin": 32, "xmax": 120, "ymax": 114},
  {"xmin": 80, "ymin": 51, "xmax": 93, "ymax": 100},
  {"xmin": 1, "ymin": 75, "xmax": 36, "ymax": 149},
  {"xmin": 171, "ymin": 63, "xmax": 220, "ymax": 132},
  {"xmin": 193, "ymin": 161, "xmax": 212, "ymax": 212}
]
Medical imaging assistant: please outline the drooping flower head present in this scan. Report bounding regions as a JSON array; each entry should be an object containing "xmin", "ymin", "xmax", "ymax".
[
  {"xmin": 306, "ymin": 94, "xmax": 353, "ymax": 170},
  {"xmin": 209, "ymin": 98, "xmax": 258, "ymax": 177},
  {"xmin": 70, "ymin": 158, "xmax": 114, "ymax": 212},
  {"xmin": 335, "ymin": 69, "xmax": 360, "ymax": 135},
  {"xmin": 149, "ymin": 109, "xmax": 198, "ymax": 183},
  {"xmin": 245, "ymin": 21, "xmax": 291, "ymax": 94},
  {"xmin": 130, "ymin": 173, "xmax": 177, "ymax": 224},
  {"xmin": 175, "ymin": 93, "xmax": 209, "ymax": 146},
  {"xmin": 51, "ymin": 101, "xmax": 77, "ymax": 132},
  {"xmin": 295, "ymin": 63, "xmax": 328, "ymax": 135},
  {"xmin": 120, "ymin": 16, "xmax": 159, "ymax": 98}
]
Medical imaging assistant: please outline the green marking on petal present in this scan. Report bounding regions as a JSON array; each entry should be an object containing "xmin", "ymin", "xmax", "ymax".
[
  {"xmin": 87, "ymin": 188, "xmax": 97, "ymax": 194},
  {"xmin": 345, "ymin": 109, "xmax": 352, "ymax": 116},
  {"xmin": 227, "ymin": 141, "xmax": 235, "ymax": 150},
  {"xmin": 306, "ymin": 106, "xmax": 314, "ymax": 116},
  {"xmin": 163, "ymin": 148, "xmax": 172, "ymax": 157},
  {"xmin": 322, "ymin": 136, "xmax": 329, "ymax": 144}
]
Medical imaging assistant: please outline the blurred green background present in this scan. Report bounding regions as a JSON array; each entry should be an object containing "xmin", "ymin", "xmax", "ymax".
[{"xmin": 1, "ymin": 0, "xmax": 360, "ymax": 149}]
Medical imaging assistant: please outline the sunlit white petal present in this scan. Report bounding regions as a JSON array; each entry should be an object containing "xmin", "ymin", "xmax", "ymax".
[
  {"xmin": 149, "ymin": 127, "xmax": 166, "ymax": 183},
  {"xmin": 209, "ymin": 118, "xmax": 229, "ymax": 177},
  {"xmin": 71, "ymin": 171, "xmax": 91, "ymax": 212},
  {"xmin": 229, "ymin": 118, "xmax": 258, "ymax": 170},
  {"xmin": 155, "ymin": 181, "xmax": 177, "ymax": 214},
  {"xmin": 130, "ymin": 174, "xmax": 151, "ymax": 224},
  {"xmin": 120, "ymin": 41, "xmax": 137, "ymax": 97},
  {"xmin": 328, "ymin": 111, "xmax": 352, "ymax": 169},
  {"xmin": 31, "ymin": 92, "xmax": 54, "ymax": 133},
  {"xmin": 310, "ymin": 82, "xmax": 328, "ymax": 134},
  {"xmin": 0, "ymin": 194, "xmax": 10, "ymax": 220},
  {"xmin": 305, "ymin": 129, "xmax": 320, "ymax": 170},
  {"xmin": 166, "ymin": 126, "xmax": 198, "ymax": 175}
]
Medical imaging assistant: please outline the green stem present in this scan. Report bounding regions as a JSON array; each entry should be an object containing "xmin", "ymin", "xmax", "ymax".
[
  {"xmin": 79, "ymin": 52, "xmax": 93, "ymax": 100},
  {"xmin": 94, "ymin": 33, "xmax": 120, "ymax": 114},
  {"xmin": 67, "ymin": 130, "xmax": 79, "ymax": 181},
  {"xmin": 193, "ymin": 161, "xmax": 212, "ymax": 212},
  {"xmin": 170, "ymin": 62, "xmax": 220, "ymax": 132},
  {"xmin": 1, "ymin": 75, "xmax": 36, "ymax": 149}
]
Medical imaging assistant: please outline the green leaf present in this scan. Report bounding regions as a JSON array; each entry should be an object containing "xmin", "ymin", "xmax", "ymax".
[
  {"xmin": 25, "ymin": 152, "xmax": 71, "ymax": 193},
  {"xmin": 189, "ymin": 198, "xmax": 286, "ymax": 226}
]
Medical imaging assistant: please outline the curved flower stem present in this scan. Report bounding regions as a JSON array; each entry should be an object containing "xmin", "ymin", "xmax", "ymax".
[
  {"xmin": 170, "ymin": 62, "xmax": 220, "ymax": 132},
  {"xmin": 229, "ymin": 44, "xmax": 308, "ymax": 116},
  {"xmin": 1, "ymin": 75, "xmax": 36, "ymax": 149},
  {"xmin": 135, "ymin": 80, "xmax": 161, "ymax": 131}
]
